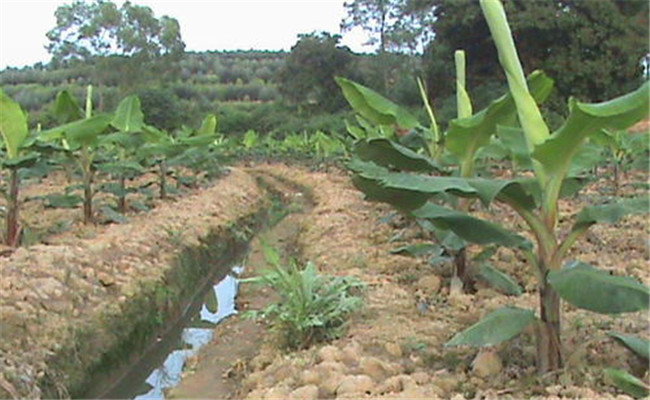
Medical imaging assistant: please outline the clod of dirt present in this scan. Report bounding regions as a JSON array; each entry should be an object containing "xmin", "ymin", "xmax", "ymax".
[
  {"xmin": 431, "ymin": 371, "xmax": 459, "ymax": 395},
  {"xmin": 317, "ymin": 345, "xmax": 343, "ymax": 363},
  {"xmin": 340, "ymin": 340, "xmax": 363, "ymax": 367},
  {"xmin": 411, "ymin": 371, "xmax": 431, "ymax": 384},
  {"xmin": 336, "ymin": 374, "xmax": 374, "ymax": 397},
  {"xmin": 288, "ymin": 384, "xmax": 319, "ymax": 400},
  {"xmin": 262, "ymin": 385, "xmax": 291, "ymax": 400},
  {"xmin": 416, "ymin": 274, "xmax": 442, "ymax": 294},
  {"xmin": 385, "ymin": 342, "xmax": 403, "ymax": 358},
  {"xmin": 472, "ymin": 349, "xmax": 502, "ymax": 378},
  {"xmin": 359, "ymin": 356, "xmax": 393, "ymax": 382}
]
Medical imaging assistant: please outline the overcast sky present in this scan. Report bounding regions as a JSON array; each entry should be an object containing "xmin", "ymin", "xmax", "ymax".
[{"xmin": 0, "ymin": 0, "xmax": 375, "ymax": 70}]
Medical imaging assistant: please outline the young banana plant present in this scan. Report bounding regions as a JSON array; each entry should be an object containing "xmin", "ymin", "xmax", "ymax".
[
  {"xmin": 344, "ymin": 0, "xmax": 649, "ymax": 375},
  {"xmin": 40, "ymin": 86, "xmax": 113, "ymax": 224},
  {"xmin": 0, "ymin": 90, "xmax": 38, "ymax": 246},
  {"xmin": 337, "ymin": 51, "xmax": 553, "ymax": 294},
  {"xmin": 99, "ymin": 95, "xmax": 149, "ymax": 214}
]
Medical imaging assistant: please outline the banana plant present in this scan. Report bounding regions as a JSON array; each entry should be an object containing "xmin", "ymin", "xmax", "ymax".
[
  {"xmin": 40, "ymin": 86, "xmax": 113, "ymax": 224},
  {"xmin": 99, "ymin": 95, "xmax": 149, "ymax": 214},
  {"xmin": 338, "ymin": 53, "xmax": 553, "ymax": 292},
  {"xmin": 140, "ymin": 114, "xmax": 219, "ymax": 194},
  {"xmin": 0, "ymin": 90, "xmax": 38, "ymax": 246},
  {"xmin": 591, "ymin": 129, "xmax": 649, "ymax": 195},
  {"xmin": 347, "ymin": 0, "xmax": 649, "ymax": 374}
]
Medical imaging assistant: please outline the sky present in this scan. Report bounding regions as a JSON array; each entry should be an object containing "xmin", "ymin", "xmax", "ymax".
[{"xmin": 0, "ymin": 0, "xmax": 375, "ymax": 70}]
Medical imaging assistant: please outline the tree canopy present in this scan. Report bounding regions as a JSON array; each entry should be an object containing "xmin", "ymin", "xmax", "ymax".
[
  {"xmin": 419, "ymin": 0, "xmax": 649, "ymax": 110},
  {"xmin": 46, "ymin": 0, "xmax": 185, "ymax": 91},
  {"xmin": 277, "ymin": 32, "xmax": 356, "ymax": 112}
]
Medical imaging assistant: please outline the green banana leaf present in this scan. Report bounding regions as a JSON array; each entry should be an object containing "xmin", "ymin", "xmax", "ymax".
[
  {"xmin": 446, "ymin": 71, "xmax": 553, "ymax": 161},
  {"xmin": 534, "ymin": 81, "xmax": 649, "ymax": 183},
  {"xmin": 349, "ymin": 159, "xmax": 537, "ymax": 211},
  {"xmin": 411, "ymin": 203, "xmax": 530, "ymax": 248},
  {"xmin": 354, "ymin": 138, "xmax": 439, "ymax": 172},
  {"xmin": 0, "ymin": 89, "xmax": 29, "ymax": 159},
  {"xmin": 351, "ymin": 174, "xmax": 430, "ymax": 212},
  {"xmin": 608, "ymin": 332, "xmax": 649, "ymax": 360},
  {"xmin": 548, "ymin": 261, "xmax": 649, "ymax": 314},
  {"xmin": 605, "ymin": 368, "xmax": 649, "ymax": 398},
  {"xmin": 40, "ymin": 113, "xmax": 113, "ymax": 146},
  {"xmin": 54, "ymin": 90, "xmax": 83, "ymax": 123},
  {"xmin": 336, "ymin": 76, "xmax": 420, "ymax": 129},
  {"xmin": 571, "ymin": 197, "xmax": 649, "ymax": 233},
  {"xmin": 477, "ymin": 263, "xmax": 523, "ymax": 295},
  {"xmin": 2, "ymin": 153, "xmax": 39, "ymax": 169},
  {"xmin": 197, "ymin": 114, "xmax": 218, "ymax": 135},
  {"xmin": 496, "ymin": 125, "xmax": 532, "ymax": 168},
  {"xmin": 446, "ymin": 306, "xmax": 536, "ymax": 347},
  {"xmin": 111, "ymin": 95, "xmax": 144, "ymax": 133},
  {"xmin": 390, "ymin": 243, "xmax": 442, "ymax": 257}
]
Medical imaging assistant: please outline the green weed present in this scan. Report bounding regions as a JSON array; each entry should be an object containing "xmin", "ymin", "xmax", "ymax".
[{"xmin": 243, "ymin": 244, "xmax": 364, "ymax": 350}]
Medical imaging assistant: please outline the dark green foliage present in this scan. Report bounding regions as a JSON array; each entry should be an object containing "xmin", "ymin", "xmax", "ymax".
[
  {"xmin": 421, "ymin": 0, "xmax": 649, "ymax": 115},
  {"xmin": 136, "ymin": 87, "xmax": 184, "ymax": 131},
  {"xmin": 277, "ymin": 32, "xmax": 356, "ymax": 113}
]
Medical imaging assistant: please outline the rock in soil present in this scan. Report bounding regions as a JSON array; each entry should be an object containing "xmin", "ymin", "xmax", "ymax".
[{"xmin": 472, "ymin": 349, "xmax": 502, "ymax": 378}]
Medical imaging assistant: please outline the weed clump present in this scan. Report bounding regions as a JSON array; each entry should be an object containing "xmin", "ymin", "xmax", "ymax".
[{"xmin": 244, "ymin": 245, "xmax": 364, "ymax": 350}]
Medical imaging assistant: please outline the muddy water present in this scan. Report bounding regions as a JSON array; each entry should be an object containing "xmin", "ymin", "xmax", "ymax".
[{"xmin": 101, "ymin": 178, "xmax": 311, "ymax": 399}]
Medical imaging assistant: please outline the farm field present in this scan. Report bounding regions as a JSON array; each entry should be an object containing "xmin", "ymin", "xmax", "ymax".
[
  {"xmin": 1, "ymin": 0, "xmax": 649, "ymax": 399},
  {"xmin": 0, "ymin": 162, "xmax": 647, "ymax": 399}
]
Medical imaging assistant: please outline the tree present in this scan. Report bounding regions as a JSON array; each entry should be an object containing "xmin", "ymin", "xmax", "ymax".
[
  {"xmin": 46, "ymin": 0, "xmax": 185, "ymax": 92},
  {"xmin": 277, "ymin": 32, "xmax": 355, "ymax": 113},
  {"xmin": 340, "ymin": 0, "xmax": 434, "ymax": 54},
  {"xmin": 420, "ymin": 0, "xmax": 649, "ymax": 115}
]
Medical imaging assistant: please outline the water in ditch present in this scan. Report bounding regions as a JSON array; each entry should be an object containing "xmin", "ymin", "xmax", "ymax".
[
  {"xmin": 101, "ymin": 264, "xmax": 244, "ymax": 400},
  {"xmin": 101, "ymin": 180, "xmax": 310, "ymax": 399}
]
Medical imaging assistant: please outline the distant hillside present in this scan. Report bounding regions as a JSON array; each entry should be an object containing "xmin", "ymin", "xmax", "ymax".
[{"xmin": 0, "ymin": 50, "xmax": 287, "ymax": 130}]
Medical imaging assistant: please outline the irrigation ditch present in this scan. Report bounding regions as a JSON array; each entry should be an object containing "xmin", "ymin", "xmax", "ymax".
[{"xmin": 0, "ymin": 168, "xmax": 312, "ymax": 399}]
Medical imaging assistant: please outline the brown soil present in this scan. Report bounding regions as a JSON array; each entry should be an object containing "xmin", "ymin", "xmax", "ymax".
[
  {"xmin": 0, "ymin": 162, "xmax": 647, "ymax": 399},
  {"xmin": 0, "ymin": 168, "xmax": 268, "ymax": 398},
  {"xmin": 211, "ymin": 164, "xmax": 647, "ymax": 400}
]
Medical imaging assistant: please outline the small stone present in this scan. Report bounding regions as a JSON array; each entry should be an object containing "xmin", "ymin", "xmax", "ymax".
[
  {"xmin": 288, "ymin": 385, "xmax": 319, "ymax": 400},
  {"xmin": 340, "ymin": 341, "xmax": 362, "ymax": 366},
  {"xmin": 472, "ymin": 350, "xmax": 502, "ymax": 378},
  {"xmin": 245, "ymin": 389, "xmax": 265, "ymax": 400},
  {"xmin": 377, "ymin": 375, "xmax": 404, "ymax": 394},
  {"xmin": 300, "ymin": 369, "xmax": 320, "ymax": 386},
  {"xmin": 385, "ymin": 342, "xmax": 403, "ymax": 358},
  {"xmin": 416, "ymin": 275, "xmax": 442, "ymax": 294},
  {"xmin": 314, "ymin": 361, "xmax": 347, "ymax": 377},
  {"xmin": 359, "ymin": 356, "xmax": 390, "ymax": 381},
  {"xmin": 433, "ymin": 375, "xmax": 458, "ymax": 394},
  {"xmin": 320, "ymin": 372, "xmax": 345, "ymax": 396},
  {"xmin": 264, "ymin": 386, "xmax": 291, "ymax": 400},
  {"xmin": 317, "ymin": 345, "xmax": 343, "ymax": 363},
  {"xmin": 336, "ymin": 374, "xmax": 374, "ymax": 397},
  {"xmin": 411, "ymin": 371, "xmax": 430, "ymax": 384},
  {"xmin": 451, "ymin": 394, "xmax": 466, "ymax": 400},
  {"xmin": 97, "ymin": 272, "xmax": 115, "ymax": 287}
]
